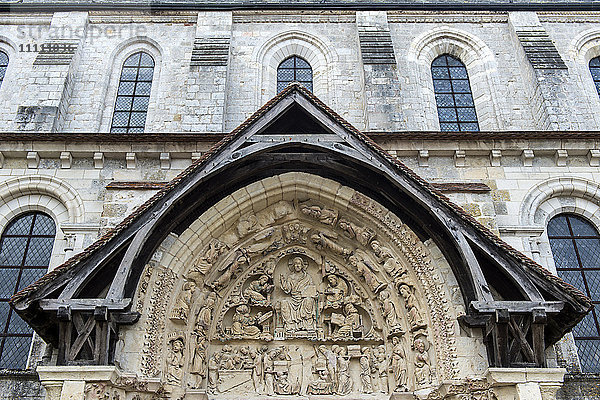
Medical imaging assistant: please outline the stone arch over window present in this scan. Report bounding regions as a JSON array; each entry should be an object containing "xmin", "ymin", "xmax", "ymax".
[
  {"xmin": 407, "ymin": 27, "xmax": 503, "ymax": 130},
  {"xmin": 0, "ymin": 37, "xmax": 17, "ymax": 95},
  {"xmin": 98, "ymin": 38, "xmax": 163, "ymax": 132},
  {"xmin": 570, "ymin": 29, "xmax": 600, "ymax": 128},
  {"xmin": 255, "ymin": 31, "xmax": 335, "ymax": 108},
  {"xmin": 0, "ymin": 212, "xmax": 56, "ymax": 369}
]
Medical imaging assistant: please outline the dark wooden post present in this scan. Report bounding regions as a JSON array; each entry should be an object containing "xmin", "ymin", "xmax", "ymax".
[
  {"xmin": 532, "ymin": 308, "xmax": 547, "ymax": 367},
  {"xmin": 56, "ymin": 306, "xmax": 72, "ymax": 366},
  {"xmin": 94, "ymin": 306, "xmax": 109, "ymax": 365},
  {"xmin": 495, "ymin": 309, "xmax": 510, "ymax": 367}
]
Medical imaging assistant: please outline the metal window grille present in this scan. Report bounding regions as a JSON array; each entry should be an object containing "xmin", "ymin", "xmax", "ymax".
[
  {"xmin": 110, "ymin": 52, "xmax": 155, "ymax": 133},
  {"xmin": 589, "ymin": 57, "xmax": 600, "ymax": 98},
  {"xmin": 548, "ymin": 214, "xmax": 600, "ymax": 373},
  {"xmin": 0, "ymin": 51, "xmax": 8, "ymax": 88},
  {"xmin": 431, "ymin": 54, "xmax": 480, "ymax": 132},
  {"xmin": 0, "ymin": 212, "xmax": 55, "ymax": 369},
  {"xmin": 277, "ymin": 56, "xmax": 313, "ymax": 93}
]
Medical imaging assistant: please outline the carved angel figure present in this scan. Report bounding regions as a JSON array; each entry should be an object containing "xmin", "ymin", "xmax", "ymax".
[
  {"xmin": 279, "ymin": 256, "xmax": 317, "ymax": 332},
  {"xmin": 170, "ymin": 281, "xmax": 196, "ymax": 323},
  {"xmin": 399, "ymin": 284, "xmax": 427, "ymax": 331},
  {"xmin": 311, "ymin": 232, "xmax": 352, "ymax": 258},
  {"xmin": 360, "ymin": 347, "xmax": 373, "ymax": 393},
  {"xmin": 390, "ymin": 336, "xmax": 408, "ymax": 392},
  {"xmin": 371, "ymin": 240, "xmax": 407, "ymax": 278},
  {"xmin": 348, "ymin": 255, "xmax": 386, "ymax": 294},
  {"xmin": 212, "ymin": 251, "xmax": 247, "ymax": 291},
  {"xmin": 414, "ymin": 338, "xmax": 432, "ymax": 386},
  {"xmin": 244, "ymin": 275, "xmax": 274, "ymax": 306},
  {"xmin": 323, "ymin": 275, "xmax": 348, "ymax": 309},
  {"xmin": 379, "ymin": 289, "xmax": 402, "ymax": 331},
  {"xmin": 166, "ymin": 337, "xmax": 185, "ymax": 385},
  {"xmin": 338, "ymin": 218, "xmax": 376, "ymax": 246},
  {"xmin": 231, "ymin": 305, "xmax": 262, "ymax": 338},
  {"xmin": 301, "ymin": 204, "xmax": 338, "ymax": 226},
  {"xmin": 188, "ymin": 240, "xmax": 227, "ymax": 281}
]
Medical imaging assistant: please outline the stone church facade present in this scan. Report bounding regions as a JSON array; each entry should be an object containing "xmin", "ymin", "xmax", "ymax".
[{"xmin": 0, "ymin": 1, "xmax": 598, "ymax": 400}]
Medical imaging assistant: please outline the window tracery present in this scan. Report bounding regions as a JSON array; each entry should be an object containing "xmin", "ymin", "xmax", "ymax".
[
  {"xmin": 277, "ymin": 56, "xmax": 313, "ymax": 93},
  {"xmin": 431, "ymin": 54, "xmax": 479, "ymax": 132},
  {"xmin": 110, "ymin": 51, "xmax": 155, "ymax": 133},
  {"xmin": 548, "ymin": 213, "xmax": 600, "ymax": 372},
  {"xmin": 0, "ymin": 212, "xmax": 55, "ymax": 369}
]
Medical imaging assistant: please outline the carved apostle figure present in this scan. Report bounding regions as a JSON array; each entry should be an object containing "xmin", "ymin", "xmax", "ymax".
[
  {"xmin": 348, "ymin": 254, "xmax": 386, "ymax": 294},
  {"xmin": 190, "ymin": 332, "xmax": 207, "ymax": 389},
  {"xmin": 231, "ymin": 305, "xmax": 262, "ymax": 338},
  {"xmin": 170, "ymin": 281, "xmax": 196, "ymax": 323},
  {"xmin": 390, "ymin": 336, "xmax": 408, "ymax": 392},
  {"xmin": 360, "ymin": 347, "xmax": 373, "ymax": 393},
  {"xmin": 414, "ymin": 338, "xmax": 432, "ymax": 387},
  {"xmin": 333, "ymin": 303, "xmax": 361, "ymax": 339},
  {"xmin": 244, "ymin": 275, "xmax": 274, "ymax": 306},
  {"xmin": 166, "ymin": 337, "xmax": 185, "ymax": 385},
  {"xmin": 324, "ymin": 275, "xmax": 348, "ymax": 309},
  {"xmin": 196, "ymin": 292, "xmax": 217, "ymax": 330},
  {"xmin": 335, "ymin": 346, "xmax": 352, "ymax": 395},
  {"xmin": 371, "ymin": 240, "xmax": 407, "ymax": 278},
  {"xmin": 379, "ymin": 289, "xmax": 402, "ymax": 332},
  {"xmin": 399, "ymin": 284, "xmax": 427, "ymax": 331},
  {"xmin": 279, "ymin": 256, "xmax": 317, "ymax": 332},
  {"xmin": 375, "ymin": 345, "xmax": 389, "ymax": 393}
]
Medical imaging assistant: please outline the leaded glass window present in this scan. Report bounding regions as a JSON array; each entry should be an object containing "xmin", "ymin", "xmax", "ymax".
[
  {"xmin": 0, "ymin": 51, "xmax": 8, "ymax": 88},
  {"xmin": 277, "ymin": 56, "xmax": 313, "ymax": 93},
  {"xmin": 548, "ymin": 214, "xmax": 600, "ymax": 373},
  {"xmin": 431, "ymin": 54, "xmax": 479, "ymax": 132},
  {"xmin": 111, "ymin": 52, "xmax": 155, "ymax": 133},
  {"xmin": 589, "ymin": 57, "xmax": 600, "ymax": 98},
  {"xmin": 0, "ymin": 212, "xmax": 55, "ymax": 369}
]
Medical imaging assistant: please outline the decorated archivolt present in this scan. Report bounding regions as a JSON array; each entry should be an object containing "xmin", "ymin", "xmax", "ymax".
[{"xmin": 132, "ymin": 173, "xmax": 462, "ymax": 398}]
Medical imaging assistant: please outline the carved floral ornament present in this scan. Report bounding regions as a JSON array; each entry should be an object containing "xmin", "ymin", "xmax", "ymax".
[{"xmin": 129, "ymin": 173, "xmax": 464, "ymax": 398}]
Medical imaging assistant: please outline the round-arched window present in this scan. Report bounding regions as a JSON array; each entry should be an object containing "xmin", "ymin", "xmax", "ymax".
[
  {"xmin": 0, "ymin": 212, "xmax": 56, "ymax": 369},
  {"xmin": 548, "ymin": 214, "xmax": 600, "ymax": 372},
  {"xmin": 277, "ymin": 56, "xmax": 313, "ymax": 93}
]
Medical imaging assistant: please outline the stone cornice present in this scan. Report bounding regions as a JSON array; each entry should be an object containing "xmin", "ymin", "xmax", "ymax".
[{"xmin": 1, "ymin": 1, "xmax": 600, "ymax": 12}]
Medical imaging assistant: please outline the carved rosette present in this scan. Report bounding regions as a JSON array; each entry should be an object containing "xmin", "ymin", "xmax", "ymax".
[{"xmin": 136, "ymin": 174, "xmax": 460, "ymax": 396}]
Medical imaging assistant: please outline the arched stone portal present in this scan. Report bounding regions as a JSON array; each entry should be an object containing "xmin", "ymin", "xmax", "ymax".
[{"xmin": 126, "ymin": 172, "xmax": 475, "ymax": 398}]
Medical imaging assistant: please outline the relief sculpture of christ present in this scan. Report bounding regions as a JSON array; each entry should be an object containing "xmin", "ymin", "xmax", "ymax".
[{"xmin": 279, "ymin": 256, "xmax": 317, "ymax": 333}]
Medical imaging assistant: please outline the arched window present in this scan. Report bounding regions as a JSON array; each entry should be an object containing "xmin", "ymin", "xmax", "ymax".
[
  {"xmin": 111, "ymin": 51, "xmax": 155, "ymax": 133},
  {"xmin": 277, "ymin": 56, "xmax": 313, "ymax": 93},
  {"xmin": 548, "ymin": 214, "xmax": 600, "ymax": 373},
  {"xmin": 431, "ymin": 54, "xmax": 479, "ymax": 132},
  {"xmin": 589, "ymin": 56, "xmax": 600, "ymax": 97},
  {"xmin": 0, "ymin": 51, "xmax": 8, "ymax": 88},
  {"xmin": 0, "ymin": 212, "xmax": 55, "ymax": 369}
]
